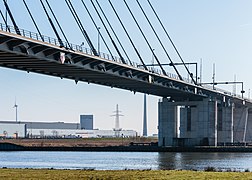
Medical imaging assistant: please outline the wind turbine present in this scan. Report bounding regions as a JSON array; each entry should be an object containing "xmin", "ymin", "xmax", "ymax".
[{"xmin": 13, "ymin": 98, "xmax": 18, "ymax": 122}]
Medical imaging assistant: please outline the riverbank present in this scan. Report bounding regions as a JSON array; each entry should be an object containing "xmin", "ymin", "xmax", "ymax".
[
  {"xmin": 2, "ymin": 142, "xmax": 252, "ymax": 152},
  {"xmin": 0, "ymin": 168, "xmax": 251, "ymax": 180},
  {"xmin": 2, "ymin": 138, "xmax": 252, "ymax": 152},
  {"xmin": 0, "ymin": 137, "xmax": 156, "ymax": 147}
]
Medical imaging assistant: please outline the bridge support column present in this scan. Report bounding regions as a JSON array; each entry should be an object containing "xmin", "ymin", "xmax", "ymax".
[
  {"xmin": 208, "ymin": 99, "xmax": 218, "ymax": 147},
  {"xmin": 233, "ymin": 106, "xmax": 248, "ymax": 142},
  {"xmin": 245, "ymin": 109, "xmax": 252, "ymax": 142},
  {"xmin": 158, "ymin": 97, "xmax": 219, "ymax": 147},
  {"xmin": 218, "ymin": 103, "xmax": 234, "ymax": 144},
  {"xmin": 158, "ymin": 98, "xmax": 178, "ymax": 146}
]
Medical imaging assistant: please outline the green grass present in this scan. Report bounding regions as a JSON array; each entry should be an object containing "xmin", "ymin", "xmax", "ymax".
[{"xmin": 0, "ymin": 169, "xmax": 251, "ymax": 180}]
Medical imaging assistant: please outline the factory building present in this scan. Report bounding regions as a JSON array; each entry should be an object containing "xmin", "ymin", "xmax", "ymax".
[
  {"xmin": 80, "ymin": 115, "xmax": 93, "ymax": 130},
  {"xmin": 0, "ymin": 114, "xmax": 137, "ymax": 138}
]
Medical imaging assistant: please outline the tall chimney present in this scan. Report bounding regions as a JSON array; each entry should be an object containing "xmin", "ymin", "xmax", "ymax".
[{"xmin": 143, "ymin": 94, "xmax": 147, "ymax": 136}]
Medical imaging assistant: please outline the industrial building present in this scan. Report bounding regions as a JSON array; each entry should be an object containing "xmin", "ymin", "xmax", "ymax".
[
  {"xmin": 80, "ymin": 115, "xmax": 93, "ymax": 130},
  {"xmin": 0, "ymin": 114, "xmax": 137, "ymax": 138}
]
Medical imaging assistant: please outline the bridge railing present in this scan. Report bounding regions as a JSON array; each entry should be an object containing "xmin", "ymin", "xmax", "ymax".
[
  {"xmin": 201, "ymin": 84, "xmax": 248, "ymax": 99},
  {"xmin": 2, "ymin": 24, "xmax": 250, "ymax": 100},
  {"xmin": 0, "ymin": 23, "xmax": 190, "ymax": 84}
]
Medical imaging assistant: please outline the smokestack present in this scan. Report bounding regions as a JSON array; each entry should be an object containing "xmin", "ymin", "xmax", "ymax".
[{"xmin": 143, "ymin": 94, "xmax": 147, "ymax": 136}]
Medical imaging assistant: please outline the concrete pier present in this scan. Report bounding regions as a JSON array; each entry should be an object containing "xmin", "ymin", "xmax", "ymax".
[
  {"xmin": 158, "ymin": 98, "xmax": 178, "ymax": 146},
  {"xmin": 233, "ymin": 106, "xmax": 248, "ymax": 142},
  {"xmin": 158, "ymin": 97, "xmax": 252, "ymax": 147},
  {"xmin": 217, "ymin": 103, "xmax": 234, "ymax": 143}
]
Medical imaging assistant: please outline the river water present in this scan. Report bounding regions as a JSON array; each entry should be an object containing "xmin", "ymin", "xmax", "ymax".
[{"xmin": 0, "ymin": 151, "xmax": 252, "ymax": 171}]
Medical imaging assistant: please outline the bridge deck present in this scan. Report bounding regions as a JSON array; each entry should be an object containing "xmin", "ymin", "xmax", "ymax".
[{"xmin": 0, "ymin": 25, "xmax": 250, "ymax": 105}]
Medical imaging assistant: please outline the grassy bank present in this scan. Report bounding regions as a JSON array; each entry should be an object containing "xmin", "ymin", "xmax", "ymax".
[
  {"xmin": 0, "ymin": 137, "xmax": 158, "ymax": 147},
  {"xmin": 0, "ymin": 169, "xmax": 251, "ymax": 180}
]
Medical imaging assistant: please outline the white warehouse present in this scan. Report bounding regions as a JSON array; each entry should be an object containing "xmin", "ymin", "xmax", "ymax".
[{"xmin": 0, "ymin": 116, "xmax": 137, "ymax": 138}]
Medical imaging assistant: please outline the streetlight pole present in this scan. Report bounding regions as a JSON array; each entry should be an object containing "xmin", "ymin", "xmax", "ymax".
[
  {"xmin": 151, "ymin": 49, "xmax": 155, "ymax": 70},
  {"xmin": 152, "ymin": 49, "xmax": 155, "ymax": 64},
  {"xmin": 80, "ymin": 42, "xmax": 84, "ymax": 52},
  {"xmin": 97, "ymin": 27, "xmax": 101, "ymax": 56}
]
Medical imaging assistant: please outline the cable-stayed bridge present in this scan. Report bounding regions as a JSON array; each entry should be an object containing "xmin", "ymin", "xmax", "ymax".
[
  {"xmin": 0, "ymin": 24, "xmax": 212, "ymax": 101},
  {"xmin": 0, "ymin": 0, "xmax": 252, "ymax": 147}
]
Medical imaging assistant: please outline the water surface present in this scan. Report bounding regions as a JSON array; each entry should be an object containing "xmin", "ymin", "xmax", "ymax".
[{"xmin": 0, "ymin": 151, "xmax": 252, "ymax": 171}]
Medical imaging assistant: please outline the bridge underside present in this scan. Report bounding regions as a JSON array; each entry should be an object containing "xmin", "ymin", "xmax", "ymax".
[{"xmin": 0, "ymin": 30, "xmax": 207, "ymax": 101}]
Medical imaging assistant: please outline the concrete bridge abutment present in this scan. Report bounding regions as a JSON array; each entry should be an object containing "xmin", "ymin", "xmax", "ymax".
[{"xmin": 158, "ymin": 97, "xmax": 248, "ymax": 147}]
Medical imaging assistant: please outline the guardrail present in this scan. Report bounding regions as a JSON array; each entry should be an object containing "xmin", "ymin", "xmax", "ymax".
[
  {"xmin": 201, "ymin": 84, "xmax": 250, "ymax": 100},
  {"xmin": 0, "ymin": 23, "xmax": 191, "ymax": 81}
]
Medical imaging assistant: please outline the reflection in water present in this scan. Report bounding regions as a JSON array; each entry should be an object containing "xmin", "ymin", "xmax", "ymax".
[
  {"xmin": 0, "ymin": 151, "xmax": 252, "ymax": 170},
  {"xmin": 158, "ymin": 152, "xmax": 252, "ymax": 171}
]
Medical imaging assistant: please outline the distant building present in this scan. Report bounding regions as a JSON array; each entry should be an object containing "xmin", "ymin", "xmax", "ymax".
[
  {"xmin": 25, "ymin": 121, "xmax": 80, "ymax": 130},
  {"xmin": 80, "ymin": 115, "xmax": 93, "ymax": 130},
  {"xmin": 0, "ymin": 118, "xmax": 137, "ymax": 138},
  {"xmin": 0, "ymin": 112, "xmax": 138, "ymax": 139},
  {"xmin": 0, "ymin": 123, "xmax": 26, "ymax": 138}
]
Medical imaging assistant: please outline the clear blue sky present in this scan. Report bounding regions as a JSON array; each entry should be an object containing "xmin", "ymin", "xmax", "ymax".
[{"xmin": 0, "ymin": 0, "xmax": 252, "ymax": 135}]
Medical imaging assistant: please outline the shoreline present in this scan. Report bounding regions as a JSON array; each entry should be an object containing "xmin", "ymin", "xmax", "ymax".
[
  {"xmin": 2, "ymin": 142, "xmax": 252, "ymax": 152},
  {"xmin": 0, "ymin": 168, "xmax": 252, "ymax": 180}
]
